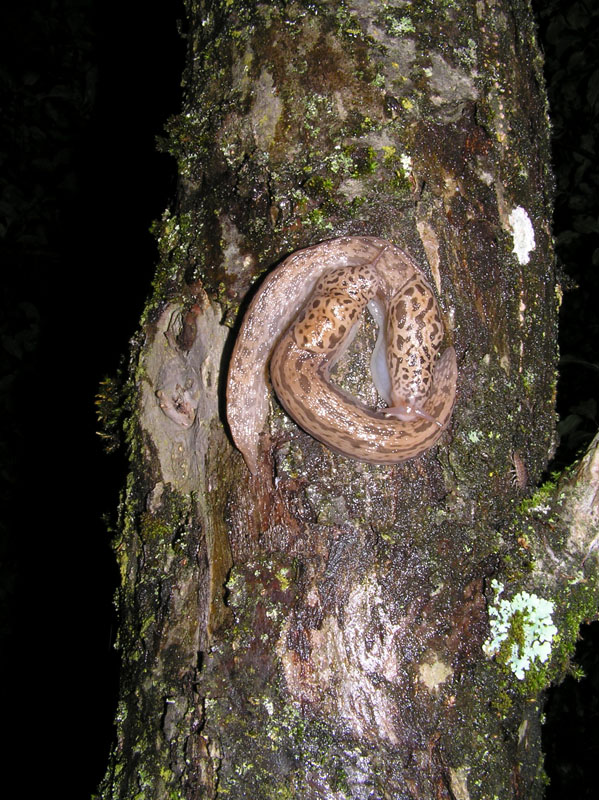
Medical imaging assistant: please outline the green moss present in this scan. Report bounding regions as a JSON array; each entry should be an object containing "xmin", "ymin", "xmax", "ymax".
[
  {"xmin": 551, "ymin": 575, "xmax": 599, "ymax": 678},
  {"xmin": 517, "ymin": 476, "xmax": 559, "ymax": 516},
  {"xmin": 307, "ymin": 207, "xmax": 334, "ymax": 230},
  {"xmin": 334, "ymin": 5, "xmax": 364, "ymax": 40},
  {"xmin": 139, "ymin": 512, "xmax": 171, "ymax": 543},
  {"xmin": 275, "ymin": 566, "xmax": 292, "ymax": 591},
  {"xmin": 490, "ymin": 687, "xmax": 513, "ymax": 717},
  {"xmin": 304, "ymin": 174, "xmax": 335, "ymax": 196},
  {"xmin": 95, "ymin": 370, "xmax": 128, "ymax": 453},
  {"xmin": 351, "ymin": 145, "xmax": 378, "ymax": 177}
]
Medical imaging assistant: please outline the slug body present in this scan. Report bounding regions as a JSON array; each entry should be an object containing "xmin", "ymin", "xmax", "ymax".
[{"xmin": 227, "ymin": 236, "xmax": 457, "ymax": 474}]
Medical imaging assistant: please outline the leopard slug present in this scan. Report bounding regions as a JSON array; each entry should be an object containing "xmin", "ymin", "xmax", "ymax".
[{"xmin": 226, "ymin": 236, "xmax": 457, "ymax": 474}]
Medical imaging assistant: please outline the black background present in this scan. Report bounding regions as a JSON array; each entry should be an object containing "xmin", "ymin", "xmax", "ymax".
[{"xmin": 0, "ymin": 1, "xmax": 597, "ymax": 796}]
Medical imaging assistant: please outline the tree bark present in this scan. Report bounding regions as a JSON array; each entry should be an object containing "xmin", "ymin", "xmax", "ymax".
[{"xmin": 98, "ymin": 1, "xmax": 599, "ymax": 799}]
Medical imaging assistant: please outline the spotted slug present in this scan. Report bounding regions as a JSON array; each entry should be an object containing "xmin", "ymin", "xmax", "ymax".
[{"xmin": 226, "ymin": 236, "xmax": 457, "ymax": 474}]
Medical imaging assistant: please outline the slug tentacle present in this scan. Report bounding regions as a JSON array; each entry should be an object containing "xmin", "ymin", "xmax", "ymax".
[{"xmin": 226, "ymin": 236, "xmax": 457, "ymax": 474}]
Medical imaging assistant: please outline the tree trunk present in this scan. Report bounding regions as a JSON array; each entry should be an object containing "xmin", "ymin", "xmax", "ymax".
[{"xmin": 97, "ymin": 1, "xmax": 599, "ymax": 798}]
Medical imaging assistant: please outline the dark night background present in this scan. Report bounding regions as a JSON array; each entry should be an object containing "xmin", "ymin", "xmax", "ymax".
[{"xmin": 0, "ymin": 0, "xmax": 597, "ymax": 796}]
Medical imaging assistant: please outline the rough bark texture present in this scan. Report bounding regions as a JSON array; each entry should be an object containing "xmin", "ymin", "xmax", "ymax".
[{"xmin": 97, "ymin": 2, "xmax": 599, "ymax": 799}]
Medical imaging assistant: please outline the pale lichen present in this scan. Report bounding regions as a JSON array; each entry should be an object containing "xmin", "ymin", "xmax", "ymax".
[
  {"xmin": 483, "ymin": 580, "xmax": 557, "ymax": 680},
  {"xmin": 507, "ymin": 206, "xmax": 536, "ymax": 265}
]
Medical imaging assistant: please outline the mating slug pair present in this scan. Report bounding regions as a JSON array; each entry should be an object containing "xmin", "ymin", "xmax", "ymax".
[{"xmin": 226, "ymin": 236, "xmax": 457, "ymax": 474}]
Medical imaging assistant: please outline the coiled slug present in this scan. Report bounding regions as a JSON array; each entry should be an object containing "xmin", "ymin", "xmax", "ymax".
[{"xmin": 226, "ymin": 236, "xmax": 457, "ymax": 474}]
